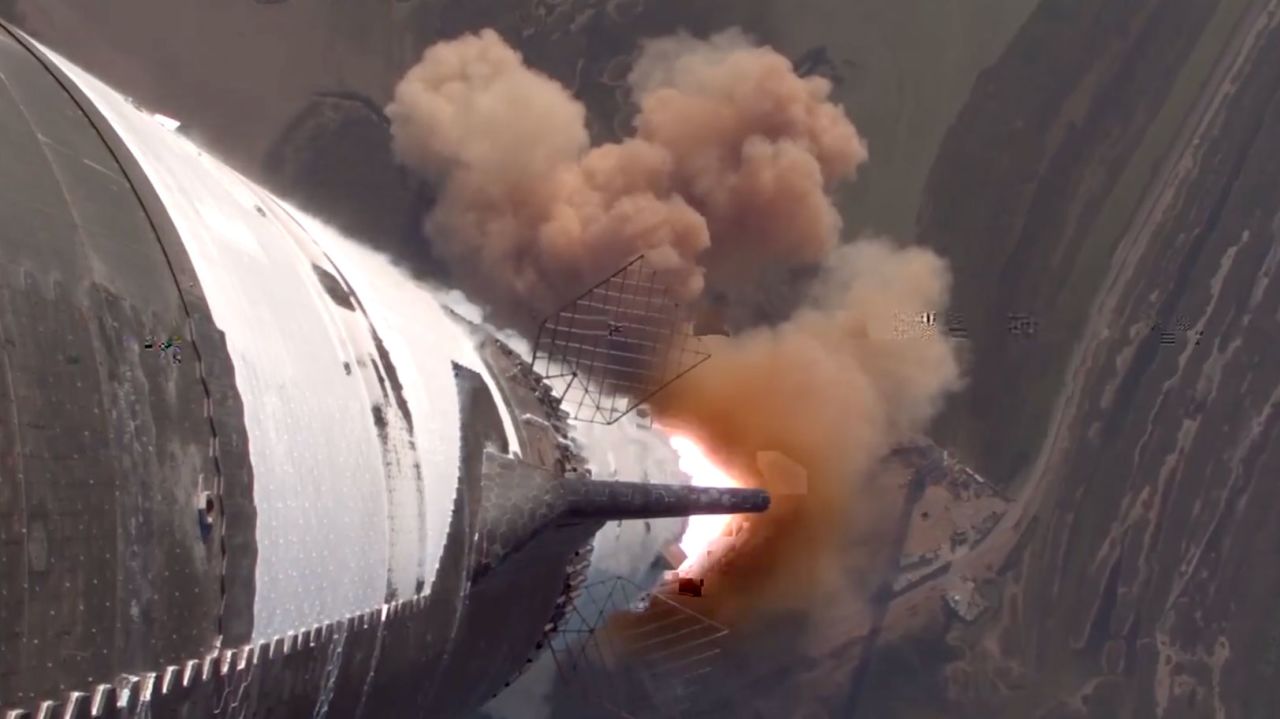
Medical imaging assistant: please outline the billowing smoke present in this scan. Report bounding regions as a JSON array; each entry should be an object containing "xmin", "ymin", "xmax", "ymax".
[
  {"xmin": 627, "ymin": 29, "xmax": 867, "ymax": 298},
  {"xmin": 386, "ymin": 27, "xmax": 865, "ymax": 330},
  {"xmin": 651, "ymin": 240, "xmax": 961, "ymax": 622},
  {"xmin": 390, "ymin": 28, "xmax": 961, "ymax": 632}
]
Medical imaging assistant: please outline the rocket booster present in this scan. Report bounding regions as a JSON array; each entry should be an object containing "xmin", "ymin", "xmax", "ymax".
[{"xmin": 0, "ymin": 22, "xmax": 767, "ymax": 718}]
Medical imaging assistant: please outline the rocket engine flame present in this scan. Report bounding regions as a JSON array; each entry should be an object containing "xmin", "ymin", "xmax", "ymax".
[{"xmin": 668, "ymin": 434, "xmax": 741, "ymax": 572}]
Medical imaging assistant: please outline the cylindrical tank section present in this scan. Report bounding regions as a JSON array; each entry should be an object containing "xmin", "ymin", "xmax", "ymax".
[
  {"xmin": 26, "ymin": 21, "xmax": 531, "ymax": 631},
  {"xmin": 0, "ymin": 19, "xmax": 234, "ymax": 710},
  {"xmin": 0, "ymin": 23, "xmax": 770, "ymax": 718}
]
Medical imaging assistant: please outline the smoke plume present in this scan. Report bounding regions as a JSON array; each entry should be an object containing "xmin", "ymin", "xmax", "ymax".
[
  {"xmin": 651, "ymin": 239, "xmax": 961, "ymax": 621},
  {"xmin": 387, "ymin": 27, "xmax": 866, "ymax": 329},
  {"xmin": 390, "ymin": 28, "xmax": 961, "ymax": 626}
]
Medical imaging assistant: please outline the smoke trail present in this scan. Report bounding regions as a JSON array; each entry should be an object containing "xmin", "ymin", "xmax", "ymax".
[{"xmin": 386, "ymin": 27, "xmax": 866, "ymax": 330}]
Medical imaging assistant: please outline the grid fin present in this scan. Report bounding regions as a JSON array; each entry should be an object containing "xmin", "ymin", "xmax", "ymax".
[
  {"xmin": 532, "ymin": 256, "xmax": 710, "ymax": 425},
  {"xmin": 548, "ymin": 578, "xmax": 729, "ymax": 718}
]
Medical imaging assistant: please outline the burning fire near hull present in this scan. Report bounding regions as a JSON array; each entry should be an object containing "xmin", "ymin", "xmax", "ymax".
[
  {"xmin": 542, "ymin": 436, "xmax": 1003, "ymax": 718},
  {"xmin": 653, "ymin": 434, "xmax": 1000, "ymax": 609},
  {"xmin": 657, "ymin": 437, "xmax": 809, "ymax": 587}
]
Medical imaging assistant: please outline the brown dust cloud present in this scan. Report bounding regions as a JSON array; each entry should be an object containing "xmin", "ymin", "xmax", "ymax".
[{"xmin": 387, "ymin": 27, "xmax": 963, "ymax": 624}]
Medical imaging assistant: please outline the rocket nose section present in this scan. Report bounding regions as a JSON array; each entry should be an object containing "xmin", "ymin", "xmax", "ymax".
[{"xmin": 561, "ymin": 479, "xmax": 771, "ymax": 522}]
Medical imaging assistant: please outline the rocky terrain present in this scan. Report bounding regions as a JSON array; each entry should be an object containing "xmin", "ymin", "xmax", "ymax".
[{"xmin": 860, "ymin": 1, "xmax": 1280, "ymax": 716}]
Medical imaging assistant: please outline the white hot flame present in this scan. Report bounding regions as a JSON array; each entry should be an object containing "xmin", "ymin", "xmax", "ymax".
[{"xmin": 669, "ymin": 434, "xmax": 739, "ymax": 572}]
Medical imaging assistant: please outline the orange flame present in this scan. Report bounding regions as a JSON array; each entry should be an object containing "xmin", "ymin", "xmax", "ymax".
[{"xmin": 667, "ymin": 433, "xmax": 741, "ymax": 572}]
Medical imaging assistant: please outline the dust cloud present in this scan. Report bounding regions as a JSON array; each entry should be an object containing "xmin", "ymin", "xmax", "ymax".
[
  {"xmin": 386, "ymin": 27, "xmax": 865, "ymax": 330},
  {"xmin": 651, "ymin": 239, "xmax": 961, "ymax": 622},
  {"xmin": 389, "ymin": 28, "xmax": 961, "ymax": 626}
]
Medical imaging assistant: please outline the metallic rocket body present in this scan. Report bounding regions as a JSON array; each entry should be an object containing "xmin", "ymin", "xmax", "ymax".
[{"xmin": 0, "ymin": 23, "xmax": 767, "ymax": 718}]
